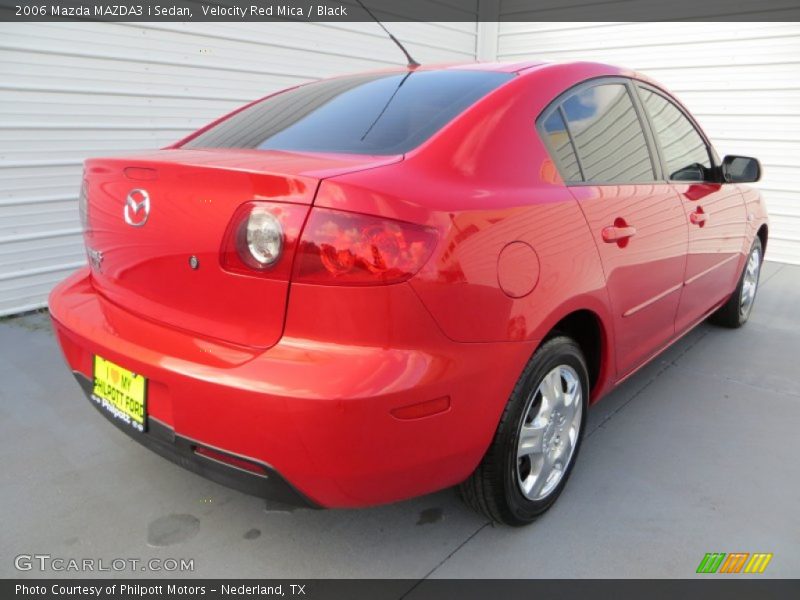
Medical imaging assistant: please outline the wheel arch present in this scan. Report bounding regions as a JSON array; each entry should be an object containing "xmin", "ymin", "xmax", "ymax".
[
  {"xmin": 757, "ymin": 223, "xmax": 768, "ymax": 257},
  {"xmin": 529, "ymin": 300, "xmax": 615, "ymax": 403}
]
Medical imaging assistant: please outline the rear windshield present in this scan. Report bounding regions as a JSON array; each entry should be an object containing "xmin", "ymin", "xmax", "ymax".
[{"xmin": 182, "ymin": 70, "xmax": 513, "ymax": 156}]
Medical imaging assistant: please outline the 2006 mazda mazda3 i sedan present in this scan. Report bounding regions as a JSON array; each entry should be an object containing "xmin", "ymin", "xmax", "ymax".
[{"xmin": 49, "ymin": 61, "xmax": 768, "ymax": 526}]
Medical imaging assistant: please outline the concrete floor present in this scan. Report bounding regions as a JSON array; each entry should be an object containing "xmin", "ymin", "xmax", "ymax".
[{"xmin": 1, "ymin": 262, "xmax": 798, "ymax": 579}]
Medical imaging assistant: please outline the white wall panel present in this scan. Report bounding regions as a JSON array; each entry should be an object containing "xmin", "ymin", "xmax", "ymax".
[
  {"xmin": 0, "ymin": 18, "xmax": 478, "ymax": 315},
  {"xmin": 497, "ymin": 21, "xmax": 800, "ymax": 264},
  {"xmin": 2, "ymin": 17, "xmax": 797, "ymax": 316}
]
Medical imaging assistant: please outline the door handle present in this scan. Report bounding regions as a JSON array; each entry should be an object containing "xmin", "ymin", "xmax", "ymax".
[
  {"xmin": 690, "ymin": 208, "xmax": 708, "ymax": 226},
  {"xmin": 602, "ymin": 224, "xmax": 637, "ymax": 244}
]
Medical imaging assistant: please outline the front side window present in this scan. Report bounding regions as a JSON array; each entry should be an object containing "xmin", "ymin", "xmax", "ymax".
[
  {"xmin": 182, "ymin": 70, "xmax": 513, "ymax": 156},
  {"xmin": 639, "ymin": 88, "xmax": 712, "ymax": 181},
  {"xmin": 561, "ymin": 83, "xmax": 656, "ymax": 183}
]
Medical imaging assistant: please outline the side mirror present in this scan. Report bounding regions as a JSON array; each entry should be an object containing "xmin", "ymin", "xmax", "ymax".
[{"xmin": 721, "ymin": 155, "xmax": 761, "ymax": 183}]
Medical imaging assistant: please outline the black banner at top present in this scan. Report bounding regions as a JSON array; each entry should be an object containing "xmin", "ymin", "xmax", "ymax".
[{"xmin": 2, "ymin": 0, "xmax": 800, "ymax": 22}]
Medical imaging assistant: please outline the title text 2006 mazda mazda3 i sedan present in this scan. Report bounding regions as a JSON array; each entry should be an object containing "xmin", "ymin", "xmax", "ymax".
[{"xmin": 49, "ymin": 61, "xmax": 768, "ymax": 525}]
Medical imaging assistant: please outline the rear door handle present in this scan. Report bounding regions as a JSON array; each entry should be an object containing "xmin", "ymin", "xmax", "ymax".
[
  {"xmin": 690, "ymin": 208, "xmax": 708, "ymax": 226},
  {"xmin": 602, "ymin": 225, "xmax": 637, "ymax": 244}
]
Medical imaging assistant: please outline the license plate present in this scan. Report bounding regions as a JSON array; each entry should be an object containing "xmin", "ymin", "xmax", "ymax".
[{"xmin": 92, "ymin": 355, "xmax": 147, "ymax": 433}]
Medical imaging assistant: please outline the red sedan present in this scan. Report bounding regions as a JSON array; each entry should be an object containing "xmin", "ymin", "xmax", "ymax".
[{"xmin": 49, "ymin": 61, "xmax": 768, "ymax": 525}]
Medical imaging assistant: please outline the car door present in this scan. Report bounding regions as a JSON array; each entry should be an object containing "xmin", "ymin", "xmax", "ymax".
[
  {"xmin": 636, "ymin": 85, "xmax": 747, "ymax": 334},
  {"xmin": 540, "ymin": 79, "xmax": 689, "ymax": 379}
]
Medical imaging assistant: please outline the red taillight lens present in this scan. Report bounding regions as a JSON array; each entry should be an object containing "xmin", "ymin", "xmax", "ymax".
[
  {"xmin": 293, "ymin": 208, "xmax": 438, "ymax": 285},
  {"xmin": 220, "ymin": 201, "xmax": 309, "ymax": 279}
]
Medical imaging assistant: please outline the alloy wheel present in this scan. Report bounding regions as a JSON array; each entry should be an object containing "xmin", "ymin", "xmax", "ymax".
[
  {"xmin": 740, "ymin": 246, "xmax": 761, "ymax": 320},
  {"xmin": 516, "ymin": 365, "xmax": 583, "ymax": 501}
]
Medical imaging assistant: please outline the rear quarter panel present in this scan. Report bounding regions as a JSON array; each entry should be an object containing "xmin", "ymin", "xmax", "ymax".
[
  {"xmin": 739, "ymin": 184, "xmax": 770, "ymax": 255},
  {"xmin": 317, "ymin": 63, "xmax": 628, "ymax": 400}
]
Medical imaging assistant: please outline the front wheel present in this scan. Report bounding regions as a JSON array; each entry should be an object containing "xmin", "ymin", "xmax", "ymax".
[
  {"xmin": 459, "ymin": 336, "xmax": 588, "ymax": 526},
  {"xmin": 709, "ymin": 237, "xmax": 763, "ymax": 328}
]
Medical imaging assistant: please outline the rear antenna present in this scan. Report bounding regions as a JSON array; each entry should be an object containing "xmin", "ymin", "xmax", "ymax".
[{"xmin": 355, "ymin": 0, "xmax": 420, "ymax": 69}]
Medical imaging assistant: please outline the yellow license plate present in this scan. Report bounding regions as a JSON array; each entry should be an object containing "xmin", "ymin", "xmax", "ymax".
[{"xmin": 92, "ymin": 356, "xmax": 147, "ymax": 432}]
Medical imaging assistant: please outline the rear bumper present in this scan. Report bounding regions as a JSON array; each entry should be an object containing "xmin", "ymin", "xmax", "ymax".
[
  {"xmin": 49, "ymin": 268, "xmax": 536, "ymax": 508},
  {"xmin": 72, "ymin": 371, "xmax": 316, "ymax": 507}
]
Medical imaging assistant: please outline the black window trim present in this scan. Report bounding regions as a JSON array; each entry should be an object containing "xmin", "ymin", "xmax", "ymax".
[
  {"xmin": 536, "ymin": 76, "xmax": 665, "ymax": 186},
  {"xmin": 632, "ymin": 82, "xmax": 721, "ymax": 184},
  {"xmin": 558, "ymin": 104, "xmax": 585, "ymax": 181}
]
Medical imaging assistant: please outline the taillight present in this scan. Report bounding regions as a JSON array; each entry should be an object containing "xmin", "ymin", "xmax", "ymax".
[
  {"xmin": 220, "ymin": 201, "xmax": 308, "ymax": 278},
  {"xmin": 243, "ymin": 208, "xmax": 283, "ymax": 268},
  {"xmin": 293, "ymin": 208, "xmax": 438, "ymax": 285}
]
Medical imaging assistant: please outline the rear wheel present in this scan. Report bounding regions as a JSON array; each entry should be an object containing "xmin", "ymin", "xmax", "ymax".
[
  {"xmin": 459, "ymin": 336, "xmax": 588, "ymax": 526},
  {"xmin": 709, "ymin": 237, "xmax": 762, "ymax": 328}
]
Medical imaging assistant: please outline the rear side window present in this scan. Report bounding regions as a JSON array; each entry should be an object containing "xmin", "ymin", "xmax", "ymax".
[
  {"xmin": 561, "ymin": 83, "xmax": 656, "ymax": 183},
  {"xmin": 639, "ymin": 88, "xmax": 712, "ymax": 181},
  {"xmin": 542, "ymin": 111, "xmax": 582, "ymax": 182},
  {"xmin": 182, "ymin": 70, "xmax": 513, "ymax": 156}
]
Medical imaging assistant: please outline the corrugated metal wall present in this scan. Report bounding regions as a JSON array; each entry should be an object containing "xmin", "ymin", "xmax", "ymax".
[
  {"xmin": 495, "ymin": 21, "xmax": 800, "ymax": 265},
  {"xmin": 0, "ymin": 19, "xmax": 479, "ymax": 316},
  {"xmin": 2, "ymin": 17, "xmax": 798, "ymax": 316}
]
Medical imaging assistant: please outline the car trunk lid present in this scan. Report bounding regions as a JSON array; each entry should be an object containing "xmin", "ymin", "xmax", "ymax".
[{"xmin": 83, "ymin": 149, "xmax": 400, "ymax": 348}]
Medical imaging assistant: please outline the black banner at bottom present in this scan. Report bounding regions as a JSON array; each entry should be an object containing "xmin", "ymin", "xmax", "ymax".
[{"xmin": 5, "ymin": 579, "xmax": 800, "ymax": 600}]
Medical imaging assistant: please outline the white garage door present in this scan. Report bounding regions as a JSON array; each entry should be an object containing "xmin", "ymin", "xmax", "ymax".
[
  {"xmin": 0, "ymin": 19, "xmax": 479, "ymax": 316},
  {"xmin": 496, "ymin": 21, "xmax": 800, "ymax": 265}
]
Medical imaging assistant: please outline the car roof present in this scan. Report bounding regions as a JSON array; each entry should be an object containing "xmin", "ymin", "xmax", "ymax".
[
  {"xmin": 455, "ymin": 60, "xmax": 659, "ymax": 88},
  {"xmin": 305, "ymin": 60, "xmax": 658, "ymax": 91},
  {"xmin": 358, "ymin": 60, "xmax": 549, "ymax": 74},
  {"xmin": 357, "ymin": 60, "xmax": 644, "ymax": 80},
  {"xmin": 422, "ymin": 60, "xmax": 551, "ymax": 73}
]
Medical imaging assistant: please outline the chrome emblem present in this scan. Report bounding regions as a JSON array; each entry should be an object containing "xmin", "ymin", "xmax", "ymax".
[
  {"xmin": 87, "ymin": 247, "xmax": 103, "ymax": 271},
  {"xmin": 124, "ymin": 189, "xmax": 150, "ymax": 227}
]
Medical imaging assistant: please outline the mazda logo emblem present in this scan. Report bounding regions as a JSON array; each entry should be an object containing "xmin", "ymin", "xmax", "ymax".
[{"xmin": 124, "ymin": 189, "xmax": 150, "ymax": 227}]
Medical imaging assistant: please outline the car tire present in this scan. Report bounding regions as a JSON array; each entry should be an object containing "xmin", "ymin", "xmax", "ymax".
[
  {"xmin": 459, "ymin": 336, "xmax": 589, "ymax": 526},
  {"xmin": 708, "ymin": 237, "xmax": 763, "ymax": 329}
]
